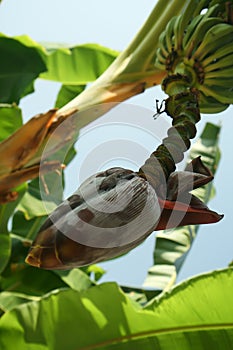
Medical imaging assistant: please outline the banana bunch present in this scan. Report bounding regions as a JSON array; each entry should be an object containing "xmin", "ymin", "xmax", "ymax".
[{"xmin": 155, "ymin": 2, "xmax": 233, "ymax": 113}]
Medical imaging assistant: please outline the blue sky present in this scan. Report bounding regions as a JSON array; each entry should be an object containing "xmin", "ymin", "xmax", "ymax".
[{"xmin": 0, "ymin": 0, "xmax": 232, "ymax": 286}]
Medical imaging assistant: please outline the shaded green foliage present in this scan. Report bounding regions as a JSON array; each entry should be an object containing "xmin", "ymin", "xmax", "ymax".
[
  {"xmin": 0, "ymin": 269, "xmax": 232, "ymax": 349},
  {"xmin": 0, "ymin": 35, "xmax": 46, "ymax": 103}
]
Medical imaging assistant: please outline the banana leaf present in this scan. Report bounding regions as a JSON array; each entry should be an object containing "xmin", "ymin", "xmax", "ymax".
[
  {"xmin": 40, "ymin": 42, "xmax": 118, "ymax": 84},
  {"xmin": 0, "ymin": 35, "xmax": 46, "ymax": 103},
  {"xmin": 55, "ymin": 84, "xmax": 86, "ymax": 108},
  {"xmin": 0, "ymin": 268, "xmax": 232, "ymax": 349},
  {"xmin": 0, "ymin": 292, "xmax": 40, "ymax": 315},
  {"xmin": 0, "ymin": 233, "xmax": 94, "ymax": 299},
  {"xmin": 0, "ymin": 104, "xmax": 22, "ymax": 142}
]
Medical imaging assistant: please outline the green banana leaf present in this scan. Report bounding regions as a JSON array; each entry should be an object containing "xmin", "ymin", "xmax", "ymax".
[
  {"xmin": 55, "ymin": 84, "xmax": 86, "ymax": 108},
  {"xmin": 54, "ymin": 268, "xmax": 93, "ymax": 292},
  {"xmin": 0, "ymin": 292, "xmax": 40, "ymax": 315},
  {"xmin": 0, "ymin": 184, "xmax": 28, "ymax": 273},
  {"xmin": 143, "ymin": 122, "xmax": 221, "ymax": 291},
  {"xmin": 0, "ymin": 267, "xmax": 96, "ymax": 314},
  {"xmin": 84, "ymin": 264, "xmax": 106, "ymax": 282},
  {"xmin": 12, "ymin": 213, "xmax": 46, "ymax": 240},
  {"xmin": 10, "ymin": 144, "xmax": 75, "ymax": 242},
  {"xmin": 0, "ymin": 104, "xmax": 23, "ymax": 142},
  {"xmin": 16, "ymin": 175, "xmax": 64, "ymax": 221},
  {"xmin": 40, "ymin": 42, "xmax": 118, "ymax": 84},
  {"xmin": 0, "ymin": 268, "xmax": 232, "ymax": 349},
  {"xmin": 0, "ymin": 104, "xmax": 27, "ymax": 274},
  {"xmin": 0, "ymin": 103, "xmax": 25, "ymax": 227},
  {"xmin": 0, "ymin": 264, "xmax": 67, "ymax": 297},
  {"xmin": 42, "ymin": 42, "xmax": 118, "ymax": 108},
  {"xmin": 0, "ymin": 233, "xmax": 94, "ymax": 298},
  {"xmin": 0, "ymin": 35, "xmax": 46, "ymax": 103},
  {"xmin": 0, "ymin": 104, "xmax": 26, "ymax": 272},
  {"xmin": 0, "ymin": 234, "xmax": 10, "ymax": 275},
  {"xmin": 0, "ymin": 34, "xmax": 118, "ymax": 105}
]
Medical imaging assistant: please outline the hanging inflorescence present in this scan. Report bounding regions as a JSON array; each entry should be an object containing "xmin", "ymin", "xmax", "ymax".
[{"xmin": 25, "ymin": 1, "xmax": 232, "ymax": 269}]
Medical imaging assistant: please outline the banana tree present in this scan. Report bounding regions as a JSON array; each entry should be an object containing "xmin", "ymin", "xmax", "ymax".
[{"xmin": 0, "ymin": 1, "xmax": 233, "ymax": 349}]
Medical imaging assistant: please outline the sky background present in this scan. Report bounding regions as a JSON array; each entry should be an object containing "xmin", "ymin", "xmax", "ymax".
[{"xmin": 0, "ymin": 0, "xmax": 232, "ymax": 287}]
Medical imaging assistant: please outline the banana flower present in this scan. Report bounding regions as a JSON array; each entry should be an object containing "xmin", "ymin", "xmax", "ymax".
[{"xmin": 26, "ymin": 157, "xmax": 222, "ymax": 269}]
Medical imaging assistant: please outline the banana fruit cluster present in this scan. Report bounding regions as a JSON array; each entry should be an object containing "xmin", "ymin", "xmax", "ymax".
[{"xmin": 155, "ymin": 3, "xmax": 233, "ymax": 113}]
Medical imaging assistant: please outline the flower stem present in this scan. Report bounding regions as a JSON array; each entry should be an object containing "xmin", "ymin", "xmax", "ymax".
[{"xmin": 138, "ymin": 73, "xmax": 200, "ymax": 190}]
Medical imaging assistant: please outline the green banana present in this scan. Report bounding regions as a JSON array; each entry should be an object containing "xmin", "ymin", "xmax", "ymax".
[
  {"xmin": 158, "ymin": 30, "xmax": 168, "ymax": 55},
  {"xmin": 204, "ymin": 53, "xmax": 233, "ymax": 72},
  {"xmin": 209, "ymin": 0, "xmax": 232, "ymax": 10},
  {"xmin": 154, "ymin": 1, "xmax": 233, "ymax": 113},
  {"xmin": 192, "ymin": 0, "xmax": 212, "ymax": 17},
  {"xmin": 205, "ymin": 66, "xmax": 233, "ymax": 79},
  {"xmin": 185, "ymin": 18, "xmax": 223, "ymax": 58},
  {"xmin": 201, "ymin": 84, "xmax": 233, "ymax": 104},
  {"xmin": 158, "ymin": 31, "xmax": 170, "ymax": 58},
  {"xmin": 183, "ymin": 4, "xmax": 220, "ymax": 48},
  {"xmin": 204, "ymin": 77, "xmax": 233, "ymax": 87},
  {"xmin": 154, "ymin": 60, "xmax": 167, "ymax": 71},
  {"xmin": 194, "ymin": 24, "xmax": 233, "ymax": 59},
  {"xmin": 156, "ymin": 48, "xmax": 167, "ymax": 66},
  {"xmin": 173, "ymin": 14, "xmax": 185, "ymax": 51},
  {"xmin": 165, "ymin": 16, "xmax": 177, "ymax": 53},
  {"xmin": 204, "ymin": 70, "xmax": 233, "ymax": 87},
  {"xmin": 202, "ymin": 44, "xmax": 233, "ymax": 67},
  {"xmin": 183, "ymin": 15, "xmax": 203, "ymax": 48},
  {"xmin": 199, "ymin": 93, "xmax": 229, "ymax": 113}
]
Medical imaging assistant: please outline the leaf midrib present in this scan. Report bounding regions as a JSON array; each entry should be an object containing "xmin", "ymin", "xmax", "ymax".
[{"xmin": 80, "ymin": 322, "xmax": 233, "ymax": 350}]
